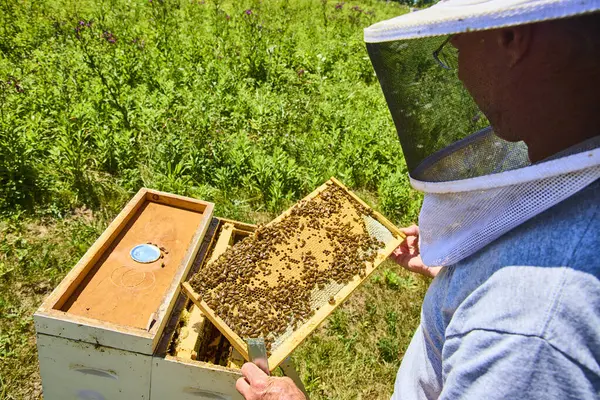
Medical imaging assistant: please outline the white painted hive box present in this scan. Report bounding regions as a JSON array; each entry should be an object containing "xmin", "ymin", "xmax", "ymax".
[{"xmin": 33, "ymin": 188, "xmax": 241, "ymax": 400}]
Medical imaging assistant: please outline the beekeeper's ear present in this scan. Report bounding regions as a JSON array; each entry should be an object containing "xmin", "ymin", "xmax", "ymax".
[{"xmin": 497, "ymin": 25, "xmax": 532, "ymax": 68}]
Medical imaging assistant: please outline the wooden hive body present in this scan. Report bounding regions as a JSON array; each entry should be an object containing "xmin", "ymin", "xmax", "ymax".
[{"xmin": 33, "ymin": 189, "xmax": 251, "ymax": 400}]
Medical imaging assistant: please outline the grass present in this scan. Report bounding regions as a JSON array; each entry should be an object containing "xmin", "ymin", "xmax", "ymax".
[
  {"xmin": 0, "ymin": 0, "xmax": 431, "ymax": 398},
  {"xmin": 292, "ymin": 263, "xmax": 428, "ymax": 399},
  {"xmin": 0, "ymin": 210, "xmax": 108, "ymax": 399}
]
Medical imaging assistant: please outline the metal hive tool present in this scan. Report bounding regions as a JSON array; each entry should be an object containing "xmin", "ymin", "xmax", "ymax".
[{"xmin": 182, "ymin": 177, "xmax": 404, "ymax": 370}]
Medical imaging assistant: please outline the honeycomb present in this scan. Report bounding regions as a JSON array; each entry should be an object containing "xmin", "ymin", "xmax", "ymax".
[{"xmin": 189, "ymin": 180, "xmax": 401, "ymax": 354}]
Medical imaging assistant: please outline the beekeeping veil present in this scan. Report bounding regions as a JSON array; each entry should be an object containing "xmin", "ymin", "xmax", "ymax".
[{"xmin": 365, "ymin": 0, "xmax": 600, "ymax": 266}]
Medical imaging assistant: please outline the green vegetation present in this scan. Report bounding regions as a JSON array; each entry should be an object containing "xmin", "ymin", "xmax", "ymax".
[{"xmin": 0, "ymin": 0, "xmax": 429, "ymax": 398}]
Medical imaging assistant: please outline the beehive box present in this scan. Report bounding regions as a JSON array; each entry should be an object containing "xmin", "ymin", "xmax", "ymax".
[
  {"xmin": 34, "ymin": 189, "xmax": 214, "ymax": 399},
  {"xmin": 183, "ymin": 177, "xmax": 405, "ymax": 370}
]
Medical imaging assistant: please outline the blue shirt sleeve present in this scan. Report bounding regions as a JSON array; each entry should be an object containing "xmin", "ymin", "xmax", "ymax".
[
  {"xmin": 392, "ymin": 324, "xmax": 443, "ymax": 400},
  {"xmin": 441, "ymin": 329, "xmax": 598, "ymax": 400},
  {"xmin": 392, "ymin": 266, "xmax": 600, "ymax": 400}
]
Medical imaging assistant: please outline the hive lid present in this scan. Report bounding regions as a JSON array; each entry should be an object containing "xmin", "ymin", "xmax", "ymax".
[
  {"xmin": 34, "ymin": 189, "xmax": 214, "ymax": 354},
  {"xmin": 183, "ymin": 177, "xmax": 404, "ymax": 370}
]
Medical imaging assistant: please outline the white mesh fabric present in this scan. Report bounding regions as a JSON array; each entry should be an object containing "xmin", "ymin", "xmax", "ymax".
[{"xmin": 413, "ymin": 145, "xmax": 600, "ymax": 266}]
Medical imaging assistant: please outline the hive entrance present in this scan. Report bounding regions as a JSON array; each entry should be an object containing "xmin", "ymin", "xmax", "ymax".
[{"xmin": 186, "ymin": 178, "xmax": 403, "ymax": 367}]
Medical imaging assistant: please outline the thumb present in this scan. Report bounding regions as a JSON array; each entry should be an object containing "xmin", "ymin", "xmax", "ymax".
[{"xmin": 399, "ymin": 224, "xmax": 419, "ymax": 237}]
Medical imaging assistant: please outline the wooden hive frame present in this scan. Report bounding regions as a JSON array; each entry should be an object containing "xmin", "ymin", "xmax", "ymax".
[
  {"xmin": 148, "ymin": 217, "xmax": 259, "ymax": 400},
  {"xmin": 170, "ymin": 219, "xmax": 258, "ymax": 365},
  {"xmin": 182, "ymin": 177, "xmax": 405, "ymax": 370},
  {"xmin": 35, "ymin": 188, "xmax": 214, "ymax": 354}
]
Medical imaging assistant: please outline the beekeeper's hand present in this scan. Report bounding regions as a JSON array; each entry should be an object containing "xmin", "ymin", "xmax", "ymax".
[
  {"xmin": 390, "ymin": 225, "xmax": 441, "ymax": 278},
  {"xmin": 236, "ymin": 362, "xmax": 306, "ymax": 400}
]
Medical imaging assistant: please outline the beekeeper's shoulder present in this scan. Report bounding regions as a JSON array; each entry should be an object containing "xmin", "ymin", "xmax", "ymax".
[{"xmin": 438, "ymin": 178, "xmax": 600, "ymax": 374}]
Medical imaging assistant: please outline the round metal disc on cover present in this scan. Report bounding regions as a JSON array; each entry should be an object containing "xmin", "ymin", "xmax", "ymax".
[{"xmin": 130, "ymin": 244, "xmax": 161, "ymax": 263}]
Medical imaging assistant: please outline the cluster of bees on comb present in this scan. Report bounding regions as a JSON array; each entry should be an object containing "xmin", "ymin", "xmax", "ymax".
[{"xmin": 190, "ymin": 183, "xmax": 387, "ymax": 353}]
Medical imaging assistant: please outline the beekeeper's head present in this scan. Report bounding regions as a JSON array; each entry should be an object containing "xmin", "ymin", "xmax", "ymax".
[
  {"xmin": 365, "ymin": 1, "xmax": 600, "ymax": 267},
  {"xmin": 446, "ymin": 14, "xmax": 600, "ymax": 161}
]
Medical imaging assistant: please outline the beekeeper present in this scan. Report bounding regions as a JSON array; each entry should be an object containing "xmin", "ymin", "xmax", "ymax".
[{"xmin": 235, "ymin": 0, "xmax": 600, "ymax": 398}]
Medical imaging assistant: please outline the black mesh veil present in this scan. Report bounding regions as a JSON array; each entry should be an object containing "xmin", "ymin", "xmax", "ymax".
[{"xmin": 366, "ymin": 37, "xmax": 530, "ymax": 182}]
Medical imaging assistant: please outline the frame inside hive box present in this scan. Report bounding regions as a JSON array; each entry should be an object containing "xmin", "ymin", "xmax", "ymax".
[
  {"xmin": 182, "ymin": 177, "xmax": 405, "ymax": 370},
  {"xmin": 34, "ymin": 188, "xmax": 214, "ymax": 354},
  {"xmin": 159, "ymin": 218, "xmax": 257, "ymax": 369}
]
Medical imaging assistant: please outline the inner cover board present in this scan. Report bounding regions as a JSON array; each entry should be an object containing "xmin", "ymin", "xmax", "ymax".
[
  {"xmin": 183, "ymin": 177, "xmax": 404, "ymax": 369},
  {"xmin": 60, "ymin": 202, "xmax": 205, "ymax": 329}
]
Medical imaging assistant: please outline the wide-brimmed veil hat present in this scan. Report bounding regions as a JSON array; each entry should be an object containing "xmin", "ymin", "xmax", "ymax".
[
  {"xmin": 363, "ymin": 0, "xmax": 600, "ymax": 266},
  {"xmin": 365, "ymin": 0, "xmax": 600, "ymax": 42}
]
